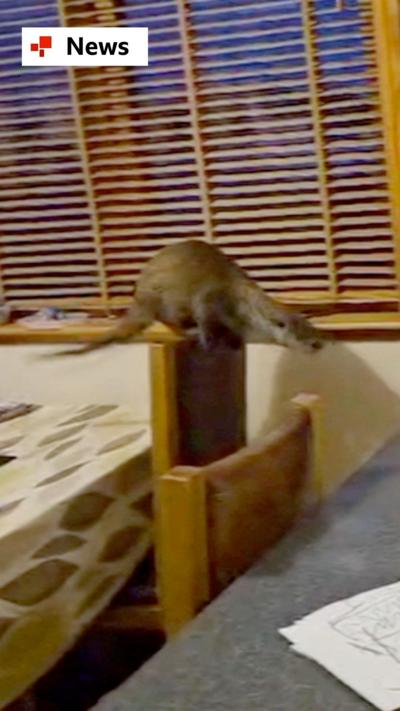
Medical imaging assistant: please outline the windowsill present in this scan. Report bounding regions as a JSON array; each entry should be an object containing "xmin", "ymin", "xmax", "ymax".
[
  {"xmin": 0, "ymin": 314, "xmax": 400, "ymax": 344},
  {"xmin": 312, "ymin": 313, "xmax": 400, "ymax": 333},
  {"xmin": 0, "ymin": 321, "xmax": 185, "ymax": 344}
]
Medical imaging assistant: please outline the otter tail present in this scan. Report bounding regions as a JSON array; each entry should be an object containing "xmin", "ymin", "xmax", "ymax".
[{"xmin": 46, "ymin": 304, "xmax": 151, "ymax": 357}]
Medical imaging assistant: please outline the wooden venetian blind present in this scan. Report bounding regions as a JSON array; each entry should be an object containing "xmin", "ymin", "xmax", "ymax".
[
  {"xmin": 176, "ymin": 0, "xmax": 396, "ymax": 302},
  {"xmin": 0, "ymin": 0, "xmax": 107, "ymax": 310},
  {"xmin": 0, "ymin": 0, "xmax": 398, "ymax": 315}
]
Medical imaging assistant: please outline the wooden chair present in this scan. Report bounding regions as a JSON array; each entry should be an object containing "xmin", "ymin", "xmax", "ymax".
[{"xmin": 100, "ymin": 335, "xmax": 324, "ymax": 637}]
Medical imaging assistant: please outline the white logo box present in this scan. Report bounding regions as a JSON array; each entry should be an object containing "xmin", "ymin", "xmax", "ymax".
[{"xmin": 22, "ymin": 27, "xmax": 148, "ymax": 67}]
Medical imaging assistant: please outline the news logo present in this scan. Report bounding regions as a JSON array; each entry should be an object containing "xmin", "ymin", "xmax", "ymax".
[
  {"xmin": 22, "ymin": 27, "xmax": 148, "ymax": 66},
  {"xmin": 30, "ymin": 35, "xmax": 52, "ymax": 58}
]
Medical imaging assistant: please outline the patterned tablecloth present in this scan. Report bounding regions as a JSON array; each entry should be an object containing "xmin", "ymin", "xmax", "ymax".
[{"xmin": 0, "ymin": 404, "xmax": 153, "ymax": 708}]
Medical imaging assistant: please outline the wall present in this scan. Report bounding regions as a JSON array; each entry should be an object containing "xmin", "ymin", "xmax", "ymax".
[
  {"xmin": 247, "ymin": 341, "xmax": 400, "ymax": 492},
  {"xmin": 1, "ymin": 340, "xmax": 400, "ymax": 492}
]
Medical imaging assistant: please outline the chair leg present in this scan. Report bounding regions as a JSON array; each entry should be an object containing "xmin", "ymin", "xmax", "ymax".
[{"xmin": 156, "ymin": 468, "xmax": 210, "ymax": 636}]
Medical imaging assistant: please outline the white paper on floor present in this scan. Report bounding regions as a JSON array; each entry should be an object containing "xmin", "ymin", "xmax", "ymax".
[{"xmin": 280, "ymin": 581, "xmax": 400, "ymax": 711}]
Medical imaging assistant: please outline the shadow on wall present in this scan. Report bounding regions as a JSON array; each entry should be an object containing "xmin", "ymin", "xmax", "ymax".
[{"xmin": 249, "ymin": 342, "xmax": 400, "ymax": 493}]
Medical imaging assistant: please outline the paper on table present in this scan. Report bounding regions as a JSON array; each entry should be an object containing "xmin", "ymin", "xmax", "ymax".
[{"xmin": 280, "ymin": 581, "xmax": 400, "ymax": 711}]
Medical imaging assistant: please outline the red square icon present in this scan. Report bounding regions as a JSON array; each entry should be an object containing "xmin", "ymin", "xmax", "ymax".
[
  {"xmin": 40, "ymin": 36, "xmax": 52, "ymax": 49},
  {"xmin": 30, "ymin": 35, "xmax": 52, "ymax": 58}
]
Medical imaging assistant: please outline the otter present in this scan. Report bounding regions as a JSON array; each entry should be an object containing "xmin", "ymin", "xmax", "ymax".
[{"xmin": 61, "ymin": 239, "xmax": 328, "ymax": 354}]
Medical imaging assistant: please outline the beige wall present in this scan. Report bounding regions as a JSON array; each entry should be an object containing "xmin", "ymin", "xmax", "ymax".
[
  {"xmin": 247, "ymin": 341, "xmax": 400, "ymax": 492},
  {"xmin": 1, "ymin": 340, "xmax": 400, "ymax": 492}
]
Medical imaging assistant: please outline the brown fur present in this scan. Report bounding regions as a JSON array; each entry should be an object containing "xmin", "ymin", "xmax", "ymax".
[{"xmin": 62, "ymin": 240, "xmax": 328, "ymax": 354}]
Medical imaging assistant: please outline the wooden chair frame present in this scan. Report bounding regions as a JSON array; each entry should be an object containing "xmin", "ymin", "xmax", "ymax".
[{"xmin": 100, "ymin": 338, "xmax": 324, "ymax": 637}]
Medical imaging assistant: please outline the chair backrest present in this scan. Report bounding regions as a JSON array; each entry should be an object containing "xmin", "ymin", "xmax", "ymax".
[
  {"xmin": 156, "ymin": 400, "xmax": 314, "ymax": 635},
  {"xmin": 150, "ymin": 338, "xmax": 246, "ymax": 475},
  {"xmin": 204, "ymin": 406, "xmax": 311, "ymax": 591}
]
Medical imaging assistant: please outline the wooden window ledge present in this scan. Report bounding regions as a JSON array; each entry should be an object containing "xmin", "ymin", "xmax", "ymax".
[
  {"xmin": 1, "ymin": 314, "xmax": 400, "ymax": 345},
  {"xmin": 0, "ymin": 322, "xmax": 185, "ymax": 345}
]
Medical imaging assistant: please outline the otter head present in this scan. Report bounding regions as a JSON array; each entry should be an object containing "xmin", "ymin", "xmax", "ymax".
[{"xmin": 270, "ymin": 311, "xmax": 330, "ymax": 353}]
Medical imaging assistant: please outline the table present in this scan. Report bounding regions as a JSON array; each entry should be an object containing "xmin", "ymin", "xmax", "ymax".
[{"xmin": 0, "ymin": 404, "xmax": 152, "ymax": 709}]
